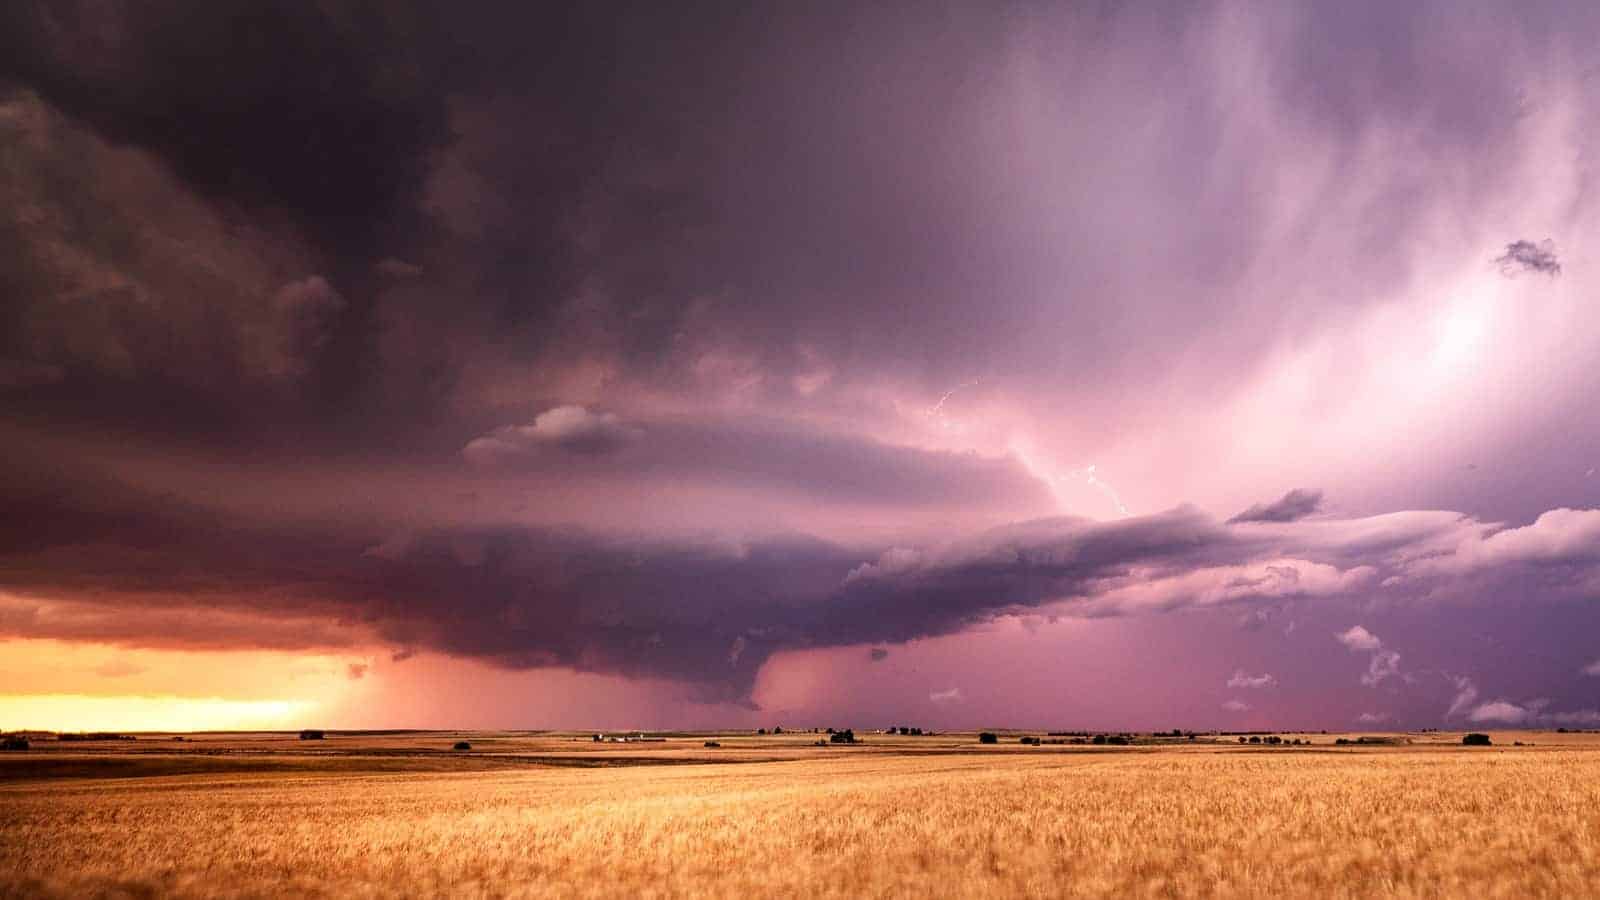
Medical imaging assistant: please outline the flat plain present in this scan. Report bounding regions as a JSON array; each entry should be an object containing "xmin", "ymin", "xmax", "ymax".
[{"xmin": 3, "ymin": 730, "xmax": 1598, "ymax": 898}]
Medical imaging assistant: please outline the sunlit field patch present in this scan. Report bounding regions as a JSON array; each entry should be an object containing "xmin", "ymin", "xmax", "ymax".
[{"xmin": 2, "ymin": 731, "xmax": 1598, "ymax": 898}]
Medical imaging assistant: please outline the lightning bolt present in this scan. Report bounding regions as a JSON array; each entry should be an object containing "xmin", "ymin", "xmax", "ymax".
[
  {"xmin": 925, "ymin": 376, "xmax": 984, "ymax": 421},
  {"xmin": 1009, "ymin": 441, "xmax": 1134, "ymax": 519},
  {"xmin": 1076, "ymin": 464, "xmax": 1131, "ymax": 517}
]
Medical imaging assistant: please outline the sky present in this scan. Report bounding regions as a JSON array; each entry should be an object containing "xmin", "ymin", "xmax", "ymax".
[{"xmin": 2, "ymin": 0, "xmax": 1599, "ymax": 733}]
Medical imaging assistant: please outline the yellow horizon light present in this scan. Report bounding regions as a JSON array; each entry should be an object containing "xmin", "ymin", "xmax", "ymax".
[{"xmin": 0, "ymin": 694, "xmax": 317, "ymax": 733}]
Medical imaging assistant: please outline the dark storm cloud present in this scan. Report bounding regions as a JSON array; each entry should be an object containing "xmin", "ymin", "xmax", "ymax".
[
  {"xmin": 1228, "ymin": 489, "xmax": 1325, "ymax": 524},
  {"xmin": 0, "ymin": 1, "xmax": 741, "ymax": 442},
  {"xmin": 0, "ymin": 0, "xmax": 453, "ymax": 256},
  {"xmin": 4, "ymin": 447, "xmax": 1598, "ymax": 705},
  {"xmin": 3, "ymin": 0, "xmax": 1593, "ymax": 451},
  {"xmin": 4, "ymin": 0, "xmax": 1600, "ymax": 725},
  {"xmin": 0, "ymin": 450, "xmax": 1235, "ymax": 700},
  {"xmin": 0, "ymin": 497, "xmax": 1225, "ymax": 703},
  {"xmin": 1495, "ymin": 239, "xmax": 1562, "ymax": 277},
  {"xmin": 463, "ymin": 412, "xmax": 1054, "ymax": 510}
]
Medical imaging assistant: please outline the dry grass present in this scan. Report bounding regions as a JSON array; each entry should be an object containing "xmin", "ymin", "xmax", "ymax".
[{"xmin": 2, "ymin": 733, "xmax": 1598, "ymax": 898}]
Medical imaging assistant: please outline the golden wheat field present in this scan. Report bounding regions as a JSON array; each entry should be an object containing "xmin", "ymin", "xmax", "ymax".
[{"xmin": 3, "ymin": 731, "xmax": 1599, "ymax": 898}]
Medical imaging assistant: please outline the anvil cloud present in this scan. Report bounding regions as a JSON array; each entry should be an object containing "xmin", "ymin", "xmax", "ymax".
[{"xmin": 2, "ymin": 1, "xmax": 1598, "ymax": 729}]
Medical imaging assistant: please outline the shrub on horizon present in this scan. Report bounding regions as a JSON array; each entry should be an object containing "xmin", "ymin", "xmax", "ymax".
[
  {"xmin": 978, "ymin": 732, "xmax": 999, "ymax": 744},
  {"xmin": 1463, "ymin": 733, "xmax": 1492, "ymax": 746}
]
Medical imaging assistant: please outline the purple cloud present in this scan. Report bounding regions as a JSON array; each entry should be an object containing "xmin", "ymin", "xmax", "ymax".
[
  {"xmin": 1494, "ymin": 239, "xmax": 1561, "ymax": 277},
  {"xmin": 1229, "ymin": 490, "xmax": 1324, "ymax": 525}
]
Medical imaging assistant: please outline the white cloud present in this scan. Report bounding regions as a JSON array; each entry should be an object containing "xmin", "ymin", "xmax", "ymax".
[
  {"xmin": 1413, "ymin": 508, "xmax": 1600, "ymax": 575},
  {"xmin": 1583, "ymin": 659, "xmax": 1600, "ymax": 677},
  {"xmin": 845, "ymin": 547, "xmax": 926, "ymax": 584},
  {"xmin": 1469, "ymin": 700, "xmax": 1530, "ymax": 724},
  {"xmin": 1226, "ymin": 670, "xmax": 1277, "ymax": 689},
  {"xmin": 1457, "ymin": 700, "xmax": 1600, "ymax": 727},
  {"xmin": 1356, "ymin": 712, "xmax": 1389, "ymax": 724},
  {"xmin": 1361, "ymin": 649, "xmax": 1402, "ymax": 687},
  {"xmin": 1221, "ymin": 699, "xmax": 1251, "ymax": 712},
  {"xmin": 1086, "ymin": 559, "xmax": 1374, "ymax": 614},
  {"xmin": 929, "ymin": 687, "xmax": 963, "ymax": 704},
  {"xmin": 463, "ymin": 405, "xmax": 640, "ymax": 463},
  {"xmin": 1336, "ymin": 625, "xmax": 1383, "ymax": 652},
  {"xmin": 1333, "ymin": 626, "xmax": 1401, "ymax": 687}
]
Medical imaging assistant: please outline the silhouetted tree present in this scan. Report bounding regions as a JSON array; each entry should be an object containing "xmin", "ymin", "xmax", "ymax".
[
  {"xmin": 1463, "ymin": 733, "xmax": 1492, "ymax": 746},
  {"xmin": 978, "ymin": 732, "xmax": 999, "ymax": 744}
]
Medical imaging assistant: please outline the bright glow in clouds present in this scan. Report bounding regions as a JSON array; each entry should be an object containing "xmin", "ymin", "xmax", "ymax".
[{"xmin": 1431, "ymin": 294, "xmax": 1492, "ymax": 372}]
